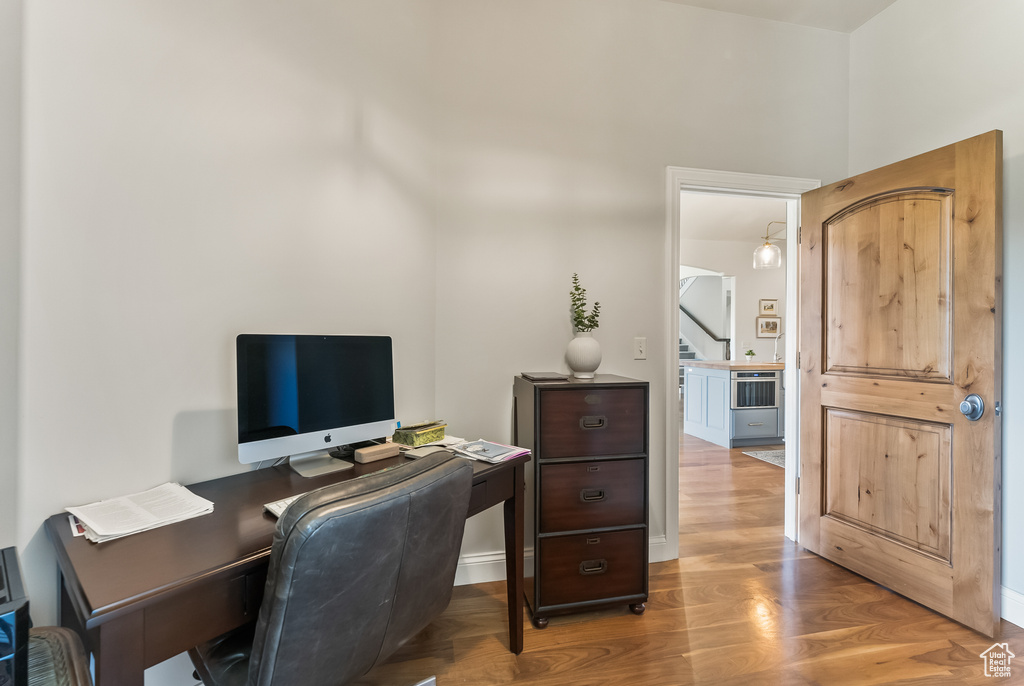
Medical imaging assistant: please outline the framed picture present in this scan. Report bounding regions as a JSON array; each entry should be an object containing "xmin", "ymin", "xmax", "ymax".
[
  {"xmin": 757, "ymin": 316, "xmax": 781, "ymax": 338},
  {"xmin": 759, "ymin": 299, "xmax": 778, "ymax": 316}
]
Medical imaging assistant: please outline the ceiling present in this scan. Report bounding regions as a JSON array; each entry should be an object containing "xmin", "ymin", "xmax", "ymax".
[
  {"xmin": 679, "ymin": 192, "xmax": 788, "ymax": 245},
  {"xmin": 661, "ymin": 0, "xmax": 898, "ymax": 33}
]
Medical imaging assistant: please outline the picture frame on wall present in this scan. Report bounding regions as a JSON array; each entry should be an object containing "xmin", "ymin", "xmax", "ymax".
[
  {"xmin": 759, "ymin": 299, "xmax": 778, "ymax": 316},
  {"xmin": 757, "ymin": 316, "xmax": 781, "ymax": 338}
]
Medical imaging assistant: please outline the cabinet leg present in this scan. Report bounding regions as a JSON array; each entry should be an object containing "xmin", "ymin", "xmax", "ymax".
[
  {"xmin": 530, "ymin": 615, "xmax": 549, "ymax": 629},
  {"xmin": 629, "ymin": 603, "xmax": 646, "ymax": 615}
]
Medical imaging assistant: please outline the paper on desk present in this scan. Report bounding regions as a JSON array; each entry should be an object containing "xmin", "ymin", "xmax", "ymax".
[
  {"xmin": 66, "ymin": 482, "xmax": 214, "ymax": 543},
  {"xmin": 449, "ymin": 439, "xmax": 530, "ymax": 463}
]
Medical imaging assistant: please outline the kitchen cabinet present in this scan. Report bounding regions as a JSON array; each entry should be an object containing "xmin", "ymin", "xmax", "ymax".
[{"xmin": 683, "ymin": 361, "xmax": 784, "ymax": 448}]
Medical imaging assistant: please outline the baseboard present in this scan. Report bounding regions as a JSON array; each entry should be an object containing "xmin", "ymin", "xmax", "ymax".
[
  {"xmin": 1003, "ymin": 585, "xmax": 1024, "ymax": 629},
  {"xmin": 648, "ymin": 534, "xmax": 670, "ymax": 563},
  {"xmin": 454, "ymin": 534, "xmax": 672, "ymax": 587},
  {"xmin": 454, "ymin": 549, "xmax": 515, "ymax": 586}
]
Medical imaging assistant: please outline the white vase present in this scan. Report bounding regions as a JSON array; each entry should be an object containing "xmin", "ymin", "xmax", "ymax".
[{"xmin": 566, "ymin": 332, "xmax": 602, "ymax": 379}]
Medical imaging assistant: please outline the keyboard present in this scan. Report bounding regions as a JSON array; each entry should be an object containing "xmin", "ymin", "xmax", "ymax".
[
  {"xmin": 263, "ymin": 494, "xmax": 300, "ymax": 518},
  {"xmin": 263, "ymin": 464, "xmax": 407, "ymax": 518}
]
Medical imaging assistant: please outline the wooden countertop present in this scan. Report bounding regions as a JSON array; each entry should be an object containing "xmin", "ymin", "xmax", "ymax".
[{"xmin": 682, "ymin": 360, "xmax": 784, "ymax": 371}]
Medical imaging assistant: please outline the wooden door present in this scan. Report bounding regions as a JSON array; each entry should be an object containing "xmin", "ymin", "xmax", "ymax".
[{"xmin": 799, "ymin": 131, "xmax": 1002, "ymax": 636}]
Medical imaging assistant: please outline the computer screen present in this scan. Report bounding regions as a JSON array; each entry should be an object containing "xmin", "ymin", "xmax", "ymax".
[{"xmin": 236, "ymin": 334, "xmax": 397, "ymax": 477}]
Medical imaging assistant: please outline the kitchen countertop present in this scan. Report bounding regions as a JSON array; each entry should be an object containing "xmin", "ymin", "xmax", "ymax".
[{"xmin": 682, "ymin": 360, "xmax": 784, "ymax": 371}]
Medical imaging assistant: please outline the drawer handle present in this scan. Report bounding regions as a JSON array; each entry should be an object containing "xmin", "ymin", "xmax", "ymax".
[
  {"xmin": 579, "ymin": 415, "xmax": 607, "ymax": 430},
  {"xmin": 580, "ymin": 488, "xmax": 606, "ymax": 503},
  {"xmin": 579, "ymin": 559, "xmax": 608, "ymax": 576},
  {"xmin": 747, "ymin": 422, "xmax": 765, "ymax": 426},
  {"xmin": 586, "ymin": 537, "xmax": 601, "ymax": 544}
]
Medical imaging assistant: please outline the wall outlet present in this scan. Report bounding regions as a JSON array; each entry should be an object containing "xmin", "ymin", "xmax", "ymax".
[{"xmin": 633, "ymin": 337, "xmax": 647, "ymax": 360}]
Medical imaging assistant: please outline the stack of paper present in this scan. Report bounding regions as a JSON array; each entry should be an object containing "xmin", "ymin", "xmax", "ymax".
[
  {"xmin": 450, "ymin": 439, "xmax": 530, "ymax": 464},
  {"xmin": 66, "ymin": 483, "xmax": 214, "ymax": 543}
]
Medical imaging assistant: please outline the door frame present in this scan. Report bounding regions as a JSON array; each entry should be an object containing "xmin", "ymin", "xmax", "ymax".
[{"xmin": 665, "ymin": 167, "xmax": 819, "ymax": 548}]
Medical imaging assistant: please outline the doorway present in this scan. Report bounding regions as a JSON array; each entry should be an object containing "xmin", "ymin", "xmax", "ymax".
[{"xmin": 663, "ymin": 168, "xmax": 819, "ymax": 553}]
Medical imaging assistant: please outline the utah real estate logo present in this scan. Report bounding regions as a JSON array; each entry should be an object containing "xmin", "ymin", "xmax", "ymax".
[{"xmin": 980, "ymin": 643, "xmax": 1015, "ymax": 678}]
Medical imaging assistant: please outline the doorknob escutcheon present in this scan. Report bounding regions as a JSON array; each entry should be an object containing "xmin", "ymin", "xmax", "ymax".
[{"xmin": 960, "ymin": 394, "xmax": 985, "ymax": 421}]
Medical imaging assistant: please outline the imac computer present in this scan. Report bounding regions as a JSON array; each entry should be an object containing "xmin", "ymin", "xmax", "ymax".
[{"xmin": 236, "ymin": 334, "xmax": 397, "ymax": 477}]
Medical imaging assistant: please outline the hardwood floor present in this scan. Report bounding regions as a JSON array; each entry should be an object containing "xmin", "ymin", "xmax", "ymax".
[{"xmin": 352, "ymin": 433, "xmax": 1023, "ymax": 685}]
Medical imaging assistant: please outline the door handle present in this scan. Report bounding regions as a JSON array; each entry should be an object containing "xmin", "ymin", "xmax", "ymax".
[{"xmin": 960, "ymin": 394, "xmax": 985, "ymax": 421}]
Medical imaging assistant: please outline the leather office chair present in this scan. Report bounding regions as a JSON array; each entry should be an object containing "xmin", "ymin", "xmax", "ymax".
[{"xmin": 188, "ymin": 451, "xmax": 473, "ymax": 686}]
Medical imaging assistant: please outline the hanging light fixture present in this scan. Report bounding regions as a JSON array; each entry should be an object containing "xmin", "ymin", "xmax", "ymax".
[{"xmin": 753, "ymin": 220, "xmax": 786, "ymax": 269}]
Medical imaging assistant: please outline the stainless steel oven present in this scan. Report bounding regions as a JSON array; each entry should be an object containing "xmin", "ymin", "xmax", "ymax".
[{"xmin": 731, "ymin": 370, "xmax": 780, "ymax": 409}]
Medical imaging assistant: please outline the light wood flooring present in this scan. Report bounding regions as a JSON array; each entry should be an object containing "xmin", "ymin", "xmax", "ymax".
[{"xmin": 353, "ymin": 433, "xmax": 1023, "ymax": 685}]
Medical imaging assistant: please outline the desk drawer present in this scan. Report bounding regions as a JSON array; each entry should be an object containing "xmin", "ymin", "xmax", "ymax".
[
  {"xmin": 539, "ymin": 459, "xmax": 645, "ymax": 533},
  {"xmin": 537, "ymin": 529, "xmax": 645, "ymax": 607},
  {"xmin": 539, "ymin": 388, "xmax": 645, "ymax": 459},
  {"xmin": 143, "ymin": 568, "xmax": 265, "ymax": 666}
]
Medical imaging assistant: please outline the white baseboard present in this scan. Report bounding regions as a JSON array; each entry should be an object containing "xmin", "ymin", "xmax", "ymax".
[
  {"xmin": 1003, "ymin": 585, "xmax": 1024, "ymax": 629},
  {"xmin": 454, "ymin": 534, "xmax": 672, "ymax": 587},
  {"xmin": 648, "ymin": 534, "xmax": 670, "ymax": 563},
  {"xmin": 454, "ymin": 549, "xmax": 517, "ymax": 586}
]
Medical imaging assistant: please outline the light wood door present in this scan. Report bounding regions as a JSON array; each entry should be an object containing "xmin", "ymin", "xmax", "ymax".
[{"xmin": 799, "ymin": 131, "xmax": 1003, "ymax": 636}]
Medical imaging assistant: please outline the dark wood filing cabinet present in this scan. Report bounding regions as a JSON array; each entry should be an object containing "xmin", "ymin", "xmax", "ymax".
[{"xmin": 513, "ymin": 374, "xmax": 649, "ymax": 628}]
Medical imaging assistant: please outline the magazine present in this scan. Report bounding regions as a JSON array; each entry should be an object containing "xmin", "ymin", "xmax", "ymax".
[{"xmin": 450, "ymin": 439, "xmax": 530, "ymax": 463}]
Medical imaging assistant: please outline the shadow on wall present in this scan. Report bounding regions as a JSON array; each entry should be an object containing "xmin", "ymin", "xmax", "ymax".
[{"xmin": 171, "ymin": 409, "xmax": 241, "ymax": 485}]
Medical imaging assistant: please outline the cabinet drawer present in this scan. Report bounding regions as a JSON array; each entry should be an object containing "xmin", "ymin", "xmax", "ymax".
[
  {"xmin": 732, "ymin": 408, "xmax": 778, "ymax": 438},
  {"xmin": 538, "ymin": 529, "xmax": 646, "ymax": 606},
  {"xmin": 539, "ymin": 388, "xmax": 646, "ymax": 459},
  {"xmin": 539, "ymin": 459, "xmax": 645, "ymax": 533}
]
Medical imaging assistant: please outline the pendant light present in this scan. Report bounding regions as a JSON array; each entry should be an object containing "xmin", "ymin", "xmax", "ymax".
[{"xmin": 753, "ymin": 221, "xmax": 786, "ymax": 269}]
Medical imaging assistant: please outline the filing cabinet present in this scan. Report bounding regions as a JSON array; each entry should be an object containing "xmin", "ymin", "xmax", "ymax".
[{"xmin": 513, "ymin": 374, "xmax": 649, "ymax": 628}]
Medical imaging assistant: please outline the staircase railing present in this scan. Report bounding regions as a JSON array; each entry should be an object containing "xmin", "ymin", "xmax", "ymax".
[{"xmin": 679, "ymin": 304, "xmax": 731, "ymax": 361}]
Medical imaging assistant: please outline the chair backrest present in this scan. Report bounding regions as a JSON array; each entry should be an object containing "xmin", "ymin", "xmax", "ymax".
[{"xmin": 247, "ymin": 452, "xmax": 473, "ymax": 686}]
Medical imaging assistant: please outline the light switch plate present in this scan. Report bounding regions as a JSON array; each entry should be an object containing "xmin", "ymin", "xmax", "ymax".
[{"xmin": 633, "ymin": 337, "xmax": 647, "ymax": 360}]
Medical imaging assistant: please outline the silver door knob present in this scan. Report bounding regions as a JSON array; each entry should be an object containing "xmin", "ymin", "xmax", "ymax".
[{"xmin": 960, "ymin": 394, "xmax": 985, "ymax": 421}]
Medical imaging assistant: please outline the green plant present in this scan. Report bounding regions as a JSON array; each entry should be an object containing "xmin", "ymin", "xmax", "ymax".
[
  {"xmin": 570, "ymin": 273, "xmax": 601, "ymax": 332},
  {"xmin": 745, "ymin": 349, "xmax": 755, "ymax": 357}
]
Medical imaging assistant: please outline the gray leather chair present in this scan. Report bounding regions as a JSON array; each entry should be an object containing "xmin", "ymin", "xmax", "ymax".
[{"xmin": 188, "ymin": 451, "xmax": 473, "ymax": 686}]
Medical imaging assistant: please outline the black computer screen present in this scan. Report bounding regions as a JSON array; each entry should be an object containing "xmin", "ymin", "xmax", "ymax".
[{"xmin": 236, "ymin": 334, "xmax": 395, "ymax": 445}]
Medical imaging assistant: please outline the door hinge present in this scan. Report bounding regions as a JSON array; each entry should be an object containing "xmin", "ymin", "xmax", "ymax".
[
  {"xmin": 796, "ymin": 476, "xmax": 800, "ymax": 494},
  {"xmin": 798, "ymin": 226, "xmax": 802, "ymax": 244},
  {"xmin": 797, "ymin": 352, "xmax": 801, "ymax": 370}
]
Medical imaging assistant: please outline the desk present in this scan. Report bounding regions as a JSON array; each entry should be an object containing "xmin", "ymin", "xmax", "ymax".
[{"xmin": 44, "ymin": 454, "xmax": 529, "ymax": 686}]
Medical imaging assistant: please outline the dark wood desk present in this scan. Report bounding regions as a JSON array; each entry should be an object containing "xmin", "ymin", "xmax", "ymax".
[{"xmin": 44, "ymin": 454, "xmax": 529, "ymax": 686}]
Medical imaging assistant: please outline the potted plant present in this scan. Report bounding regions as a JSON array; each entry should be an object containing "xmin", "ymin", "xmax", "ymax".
[
  {"xmin": 567, "ymin": 274, "xmax": 602, "ymax": 378},
  {"xmin": 744, "ymin": 349, "xmax": 756, "ymax": 363}
]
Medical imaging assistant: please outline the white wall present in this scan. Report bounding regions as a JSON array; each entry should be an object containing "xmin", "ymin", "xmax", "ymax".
[
  {"xmin": 850, "ymin": 0, "xmax": 1024, "ymax": 623},
  {"xmin": 680, "ymin": 238, "xmax": 787, "ymax": 361},
  {"xmin": 19, "ymin": 0, "xmax": 439, "ymax": 622},
  {"xmin": 431, "ymin": 0, "xmax": 848, "ymax": 557},
  {"xmin": 680, "ymin": 275, "xmax": 727, "ymax": 347},
  {"xmin": 13, "ymin": 0, "xmax": 853, "ymax": 634},
  {"xmin": 0, "ymin": 0, "xmax": 22, "ymax": 550}
]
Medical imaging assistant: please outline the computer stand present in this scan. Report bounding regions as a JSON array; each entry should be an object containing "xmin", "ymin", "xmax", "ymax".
[{"xmin": 288, "ymin": 451, "xmax": 355, "ymax": 478}]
